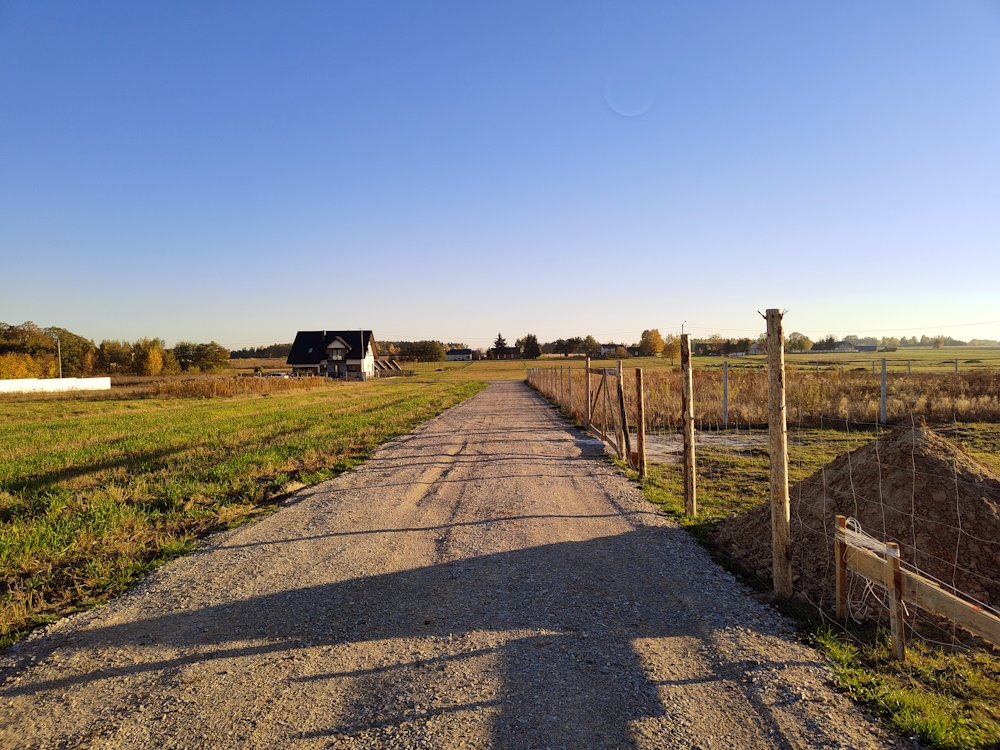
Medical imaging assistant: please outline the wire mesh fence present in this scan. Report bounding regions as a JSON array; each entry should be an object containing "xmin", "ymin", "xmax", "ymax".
[{"xmin": 525, "ymin": 349, "xmax": 1000, "ymax": 657}]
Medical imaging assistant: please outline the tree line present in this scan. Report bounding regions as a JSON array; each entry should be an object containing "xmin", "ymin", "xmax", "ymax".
[
  {"xmin": 0, "ymin": 321, "xmax": 230, "ymax": 379},
  {"xmin": 230, "ymin": 343, "xmax": 292, "ymax": 359}
]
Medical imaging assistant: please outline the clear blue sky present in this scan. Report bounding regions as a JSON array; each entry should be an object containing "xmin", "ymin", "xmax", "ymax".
[{"xmin": 2, "ymin": 1, "xmax": 999, "ymax": 348}]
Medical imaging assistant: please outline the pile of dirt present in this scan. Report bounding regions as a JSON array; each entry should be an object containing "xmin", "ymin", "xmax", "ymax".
[{"xmin": 715, "ymin": 423, "xmax": 1000, "ymax": 615}]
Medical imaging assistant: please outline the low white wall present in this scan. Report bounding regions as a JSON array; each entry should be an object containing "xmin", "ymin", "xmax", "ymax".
[{"xmin": 0, "ymin": 377, "xmax": 112, "ymax": 394}]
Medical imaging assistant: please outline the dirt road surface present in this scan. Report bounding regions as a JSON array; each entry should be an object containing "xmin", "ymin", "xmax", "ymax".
[{"xmin": 0, "ymin": 382, "xmax": 892, "ymax": 749}]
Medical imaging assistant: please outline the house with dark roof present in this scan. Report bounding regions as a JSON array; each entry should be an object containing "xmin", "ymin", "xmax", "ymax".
[
  {"xmin": 445, "ymin": 348, "xmax": 474, "ymax": 361},
  {"xmin": 489, "ymin": 346, "xmax": 521, "ymax": 360},
  {"xmin": 286, "ymin": 330, "xmax": 377, "ymax": 380}
]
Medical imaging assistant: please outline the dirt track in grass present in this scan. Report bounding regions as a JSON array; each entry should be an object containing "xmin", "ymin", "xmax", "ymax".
[{"xmin": 0, "ymin": 381, "xmax": 892, "ymax": 749}]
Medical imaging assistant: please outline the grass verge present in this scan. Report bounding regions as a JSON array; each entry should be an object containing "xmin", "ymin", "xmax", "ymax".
[{"xmin": 0, "ymin": 378, "xmax": 485, "ymax": 646}]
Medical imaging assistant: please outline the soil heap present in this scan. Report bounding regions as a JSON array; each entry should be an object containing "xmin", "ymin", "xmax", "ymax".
[{"xmin": 715, "ymin": 423, "xmax": 1000, "ymax": 615}]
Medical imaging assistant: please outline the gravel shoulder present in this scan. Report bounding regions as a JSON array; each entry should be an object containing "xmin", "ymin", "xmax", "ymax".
[{"xmin": 0, "ymin": 381, "xmax": 893, "ymax": 749}]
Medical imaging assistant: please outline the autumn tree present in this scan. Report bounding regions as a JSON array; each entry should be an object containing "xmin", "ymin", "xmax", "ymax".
[
  {"xmin": 786, "ymin": 332, "xmax": 813, "ymax": 352},
  {"xmin": 132, "ymin": 338, "xmax": 166, "ymax": 375},
  {"xmin": 638, "ymin": 329, "xmax": 664, "ymax": 356},
  {"xmin": 663, "ymin": 334, "xmax": 680, "ymax": 365},
  {"xmin": 98, "ymin": 340, "xmax": 134, "ymax": 374}
]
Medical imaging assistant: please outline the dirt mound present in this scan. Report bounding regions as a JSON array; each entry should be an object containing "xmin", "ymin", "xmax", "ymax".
[{"xmin": 715, "ymin": 424, "xmax": 1000, "ymax": 614}]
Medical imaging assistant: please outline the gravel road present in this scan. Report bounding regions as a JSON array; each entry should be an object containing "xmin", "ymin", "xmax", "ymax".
[{"xmin": 0, "ymin": 381, "xmax": 894, "ymax": 749}]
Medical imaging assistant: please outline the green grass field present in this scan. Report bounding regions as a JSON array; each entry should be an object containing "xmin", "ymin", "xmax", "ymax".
[
  {"xmin": 0, "ymin": 378, "xmax": 484, "ymax": 645},
  {"xmin": 410, "ymin": 347, "xmax": 1000, "ymax": 381}
]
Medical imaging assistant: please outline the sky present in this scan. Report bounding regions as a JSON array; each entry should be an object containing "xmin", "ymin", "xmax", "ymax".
[{"xmin": 2, "ymin": 1, "xmax": 999, "ymax": 349}]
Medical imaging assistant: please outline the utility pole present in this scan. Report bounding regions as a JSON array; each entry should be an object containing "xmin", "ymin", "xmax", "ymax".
[{"xmin": 54, "ymin": 334, "xmax": 63, "ymax": 379}]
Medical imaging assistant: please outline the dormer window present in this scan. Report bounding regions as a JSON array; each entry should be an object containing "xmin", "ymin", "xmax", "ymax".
[{"xmin": 327, "ymin": 337, "xmax": 350, "ymax": 362}]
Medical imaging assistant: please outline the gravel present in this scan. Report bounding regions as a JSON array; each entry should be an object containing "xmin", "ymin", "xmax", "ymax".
[{"xmin": 0, "ymin": 381, "xmax": 894, "ymax": 749}]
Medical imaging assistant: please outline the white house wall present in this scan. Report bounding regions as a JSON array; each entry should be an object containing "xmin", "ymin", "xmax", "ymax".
[{"xmin": 0, "ymin": 377, "xmax": 112, "ymax": 394}]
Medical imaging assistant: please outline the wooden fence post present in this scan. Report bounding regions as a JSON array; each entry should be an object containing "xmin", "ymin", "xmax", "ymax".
[
  {"xmin": 636, "ymin": 367, "xmax": 646, "ymax": 479},
  {"xmin": 880, "ymin": 358, "xmax": 887, "ymax": 425},
  {"xmin": 681, "ymin": 334, "xmax": 697, "ymax": 516},
  {"xmin": 835, "ymin": 515, "xmax": 848, "ymax": 619},
  {"xmin": 722, "ymin": 359, "xmax": 729, "ymax": 429},
  {"xmin": 886, "ymin": 542, "xmax": 906, "ymax": 661},
  {"xmin": 617, "ymin": 360, "xmax": 632, "ymax": 466},
  {"xmin": 766, "ymin": 308, "xmax": 792, "ymax": 598},
  {"xmin": 585, "ymin": 357, "xmax": 592, "ymax": 429},
  {"xmin": 568, "ymin": 366, "xmax": 573, "ymax": 419}
]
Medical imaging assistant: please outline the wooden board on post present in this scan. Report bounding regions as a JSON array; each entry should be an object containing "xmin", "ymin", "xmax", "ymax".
[
  {"xmin": 585, "ymin": 357, "xmax": 592, "ymax": 429},
  {"xmin": 681, "ymin": 334, "xmax": 697, "ymax": 516},
  {"xmin": 766, "ymin": 308, "xmax": 792, "ymax": 598}
]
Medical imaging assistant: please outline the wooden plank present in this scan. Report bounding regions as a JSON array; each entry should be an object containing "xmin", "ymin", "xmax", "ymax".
[
  {"xmin": 585, "ymin": 357, "xmax": 592, "ymax": 429},
  {"xmin": 844, "ymin": 540, "xmax": 888, "ymax": 585},
  {"xmin": 886, "ymin": 542, "xmax": 906, "ymax": 660},
  {"xmin": 680, "ymin": 334, "xmax": 697, "ymax": 516},
  {"xmin": 843, "ymin": 538, "xmax": 1000, "ymax": 646},
  {"xmin": 900, "ymin": 569, "xmax": 1000, "ymax": 646},
  {"xmin": 766, "ymin": 308, "xmax": 792, "ymax": 598}
]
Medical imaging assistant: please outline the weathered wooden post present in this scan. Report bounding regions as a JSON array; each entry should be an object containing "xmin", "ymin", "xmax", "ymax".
[
  {"xmin": 908, "ymin": 360, "xmax": 912, "ymax": 376},
  {"xmin": 880, "ymin": 358, "xmax": 888, "ymax": 425},
  {"xmin": 567, "ymin": 366, "xmax": 573, "ymax": 419},
  {"xmin": 635, "ymin": 367, "xmax": 647, "ymax": 479},
  {"xmin": 766, "ymin": 308, "xmax": 792, "ymax": 598},
  {"xmin": 680, "ymin": 334, "xmax": 697, "ymax": 516},
  {"xmin": 835, "ymin": 515, "xmax": 848, "ymax": 619},
  {"xmin": 722, "ymin": 359, "xmax": 729, "ymax": 429},
  {"xmin": 954, "ymin": 358, "xmax": 959, "ymax": 375},
  {"xmin": 585, "ymin": 357, "xmax": 592, "ymax": 429},
  {"xmin": 617, "ymin": 360, "xmax": 631, "ymax": 464},
  {"xmin": 886, "ymin": 541, "xmax": 905, "ymax": 661}
]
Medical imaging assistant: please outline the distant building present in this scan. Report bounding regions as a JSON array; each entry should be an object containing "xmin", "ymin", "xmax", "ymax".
[
  {"xmin": 833, "ymin": 341, "xmax": 857, "ymax": 353},
  {"xmin": 748, "ymin": 343, "xmax": 764, "ymax": 356},
  {"xmin": 489, "ymin": 346, "xmax": 521, "ymax": 360},
  {"xmin": 446, "ymin": 348, "xmax": 474, "ymax": 361},
  {"xmin": 855, "ymin": 344, "xmax": 878, "ymax": 352},
  {"xmin": 286, "ymin": 330, "xmax": 377, "ymax": 380},
  {"xmin": 599, "ymin": 343, "xmax": 620, "ymax": 357}
]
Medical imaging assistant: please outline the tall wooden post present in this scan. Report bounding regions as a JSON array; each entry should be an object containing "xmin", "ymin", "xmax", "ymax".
[
  {"xmin": 908, "ymin": 360, "xmax": 912, "ymax": 375},
  {"xmin": 879, "ymin": 358, "xmax": 887, "ymax": 425},
  {"xmin": 560, "ymin": 365, "xmax": 564, "ymax": 406},
  {"xmin": 568, "ymin": 366, "xmax": 573, "ymax": 419},
  {"xmin": 722, "ymin": 359, "xmax": 729, "ymax": 429},
  {"xmin": 766, "ymin": 308, "xmax": 792, "ymax": 598},
  {"xmin": 617, "ymin": 360, "xmax": 631, "ymax": 465},
  {"xmin": 954, "ymin": 358, "xmax": 959, "ymax": 375},
  {"xmin": 680, "ymin": 334, "xmax": 697, "ymax": 516},
  {"xmin": 585, "ymin": 357, "xmax": 592, "ymax": 429},
  {"xmin": 635, "ymin": 367, "xmax": 647, "ymax": 479}
]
